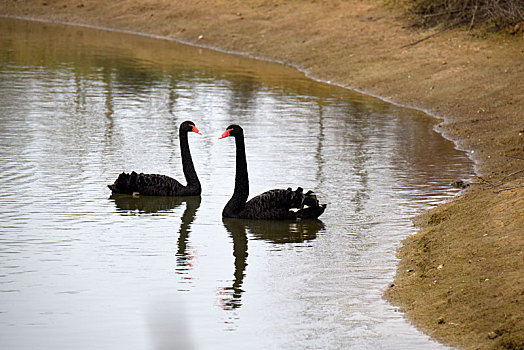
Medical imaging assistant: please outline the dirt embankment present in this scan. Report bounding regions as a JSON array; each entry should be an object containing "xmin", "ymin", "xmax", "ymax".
[{"xmin": 2, "ymin": 0, "xmax": 523, "ymax": 348}]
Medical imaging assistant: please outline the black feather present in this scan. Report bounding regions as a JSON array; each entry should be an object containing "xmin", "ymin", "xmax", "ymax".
[
  {"xmin": 221, "ymin": 124, "xmax": 326, "ymax": 220},
  {"xmin": 107, "ymin": 121, "xmax": 201, "ymax": 196}
]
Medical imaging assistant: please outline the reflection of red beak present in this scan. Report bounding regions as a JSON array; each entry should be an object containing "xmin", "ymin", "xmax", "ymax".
[
  {"xmin": 191, "ymin": 125, "xmax": 202, "ymax": 135},
  {"xmin": 219, "ymin": 128, "xmax": 233, "ymax": 139}
]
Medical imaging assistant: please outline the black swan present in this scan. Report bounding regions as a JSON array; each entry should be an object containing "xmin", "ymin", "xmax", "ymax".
[
  {"xmin": 219, "ymin": 124, "xmax": 326, "ymax": 220},
  {"xmin": 108, "ymin": 120, "xmax": 202, "ymax": 196}
]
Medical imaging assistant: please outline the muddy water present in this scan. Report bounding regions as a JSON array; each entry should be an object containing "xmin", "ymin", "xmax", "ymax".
[{"xmin": 0, "ymin": 18, "xmax": 472, "ymax": 349}]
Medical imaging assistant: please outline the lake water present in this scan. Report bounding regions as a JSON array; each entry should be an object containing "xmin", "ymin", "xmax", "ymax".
[{"xmin": 0, "ymin": 17, "xmax": 473, "ymax": 349}]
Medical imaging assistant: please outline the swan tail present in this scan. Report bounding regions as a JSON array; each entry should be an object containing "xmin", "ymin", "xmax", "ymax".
[
  {"xmin": 296, "ymin": 190, "xmax": 326, "ymax": 219},
  {"xmin": 108, "ymin": 171, "xmax": 137, "ymax": 194},
  {"xmin": 296, "ymin": 203, "xmax": 327, "ymax": 219}
]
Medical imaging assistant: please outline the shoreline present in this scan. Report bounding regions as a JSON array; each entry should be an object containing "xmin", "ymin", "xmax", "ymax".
[
  {"xmin": 2, "ymin": 1, "xmax": 522, "ymax": 348},
  {"xmin": 1, "ymin": 14, "xmax": 478, "ymax": 168}
]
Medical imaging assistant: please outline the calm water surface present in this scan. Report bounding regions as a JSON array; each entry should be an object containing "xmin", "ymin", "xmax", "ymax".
[{"xmin": 0, "ymin": 18, "xmax": 473, "ymax": 349}]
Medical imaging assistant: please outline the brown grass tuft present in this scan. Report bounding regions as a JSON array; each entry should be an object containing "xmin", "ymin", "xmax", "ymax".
[{"xmin": 407, "ymin": 0, "xmax": 524, "ymax": 30}]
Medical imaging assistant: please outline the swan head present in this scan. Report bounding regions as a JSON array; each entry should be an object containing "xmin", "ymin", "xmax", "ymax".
[
  {"xmin": 180, "ymin": 120, "xmax": 202, "ymax": 135},
  {"xmin": 219, "ymin": 124, "xmax": 243, "ymax": 139}
]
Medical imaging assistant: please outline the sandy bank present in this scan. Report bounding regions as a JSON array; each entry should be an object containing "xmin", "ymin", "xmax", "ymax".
[{"xmin": 2, "ymin": 0, "xmax": 523, "ymax": 348}]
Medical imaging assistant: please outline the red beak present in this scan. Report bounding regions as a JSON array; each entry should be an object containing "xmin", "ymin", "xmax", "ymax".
[
  {"xmin": 190, "ymin": 125, "xmax": 202, "ymax": 135},
  {"xmin": 219, "ymin": 128, "xmax": 233, "ymax": 139}
]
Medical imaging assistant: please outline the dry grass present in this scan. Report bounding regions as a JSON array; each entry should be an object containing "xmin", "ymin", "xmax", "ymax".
[{"xmin": 406, "ymin": 0, "xmax": 524, "ymax": 30}]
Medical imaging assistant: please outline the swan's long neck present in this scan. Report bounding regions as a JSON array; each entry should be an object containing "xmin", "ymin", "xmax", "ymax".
[
  {"xmin": 223, "ymin": 134, "xmax": 249, "ymax": 217},
  {"xmin": 233, "ymin": 134, "xmax": 249, "ymax": 202},
  {"xmin": 180, "ymin": 130, "xmax": 200, "ymax": 191}
]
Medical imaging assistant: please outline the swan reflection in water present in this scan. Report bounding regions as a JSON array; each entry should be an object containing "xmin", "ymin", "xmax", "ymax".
[
  {"xmin": 109, "ymin": 193, "xmax": 200, "ymax": 214},
  {"xmin": 174, "ymin": 196, "xmax": 201, "ymax": 276},
  {"xmin": 109, "ymin": 194, "xmax": 201, "ymax": 276},
  {"xmin": 219, "ymin": 218, "xmax": 325, "ymax": 310}
]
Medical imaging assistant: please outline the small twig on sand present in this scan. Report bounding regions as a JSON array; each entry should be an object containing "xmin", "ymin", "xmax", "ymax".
[
  {"xmin": 482, "ymin": 170, "xmax": 524, "ymax": 189},
  {"xmin": 493, "ymin": 184, "xmax": 524, "ymax": 194},
  {"xmin": 501, "ymin": 168, "xmax": 524, "ymax": 181},
  {"xmin": 477, "ymin": 176, "xmax": 495, "ymax": 187},
  {"xmin": 478, "ymin": 156, "xmax": 524, "ymax": 190},
  {"xmin": 505, "ymin": 155, "xmax": 524, "ymax": 161},
  {"xmin": 401, "ymin": 29, "xmax": 447, "ymax": 48},
  {"xmin": 401, "ymin": 21, "xmax": 463, "ymax": 49}
]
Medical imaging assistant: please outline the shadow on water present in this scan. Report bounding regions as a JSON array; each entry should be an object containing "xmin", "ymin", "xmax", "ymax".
[
  {"xmin": 109, "ymin": 193, "xmax": 201, "ymax": 214},
  {"xmin": 244, "ymin": 219, "xmax": 325, "ymax": 244},
  {"xmin": 220, "ymin": 218, "xmax": 325, "ymax": 310}
]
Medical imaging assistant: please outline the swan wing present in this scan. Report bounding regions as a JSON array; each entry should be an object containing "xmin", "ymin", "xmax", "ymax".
[
  {"xmin": 239, "ymin": 188, "xmax": 301, "ymax": 219},
  {"xmin": 108, "ymin": 171, "xmax": 184, "ymax": 196}
]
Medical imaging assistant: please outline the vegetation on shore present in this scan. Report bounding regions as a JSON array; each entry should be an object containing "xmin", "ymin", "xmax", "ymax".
[{"xmin": 405, "ymin": 0, "xmax": 524, "ymax": 30}]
